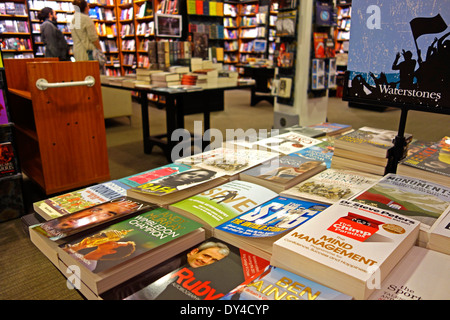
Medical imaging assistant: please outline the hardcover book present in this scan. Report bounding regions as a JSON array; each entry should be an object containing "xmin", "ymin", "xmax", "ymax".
[
  {"xmin": 169, "ymin": 180, "xmax": 278, "ymax": 236},
  {"xmin": 122, "ymin": 237, "xmax": 269, "ymax": 300},
  {"xmin": 239, "ymin": 155, "xmax": 326, "ymax": 193},
  {"xmin": 214, "ymin": 196, "xmax": 330, "ymax": 260},
  {"xmin": 281, "ymin": 169, "xmax": 380, "ymax": 205},
  {"xmin": 334, "ymin": 126, "xmax": 413, "ymax": 158},
  {"xmin": 31, "ymin": 197, "xmax": 154, "ymax": 241},
  {"xmin": 33, "ymin": 180, "xmax": 132, "ymax": 220},
  {"xmin": 368, "ymin": 246, "xmax": 450, "ymax": 300},
  {"xmin": 271, "ymin": 199, "xmax": 420, "ymax": 300},
  {"xmin": 221, "ymin": 265, "xmax": 352, "ymax": 300},
  {"xmin": 350, "ymin": 173, "xmax": 450, "ymax": 246},
  {"xmin": 58, "ymin": 208, "xmax": 205, "ymax": 295},
  {"xmin": 126, "ymin": 168, "xmax": 228, "ymax": 207}
]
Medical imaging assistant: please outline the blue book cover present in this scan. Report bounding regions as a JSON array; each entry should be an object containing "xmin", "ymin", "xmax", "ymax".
[{"xmin": 215, "ymin": 196, "xmax": 329, "ymax": 238}]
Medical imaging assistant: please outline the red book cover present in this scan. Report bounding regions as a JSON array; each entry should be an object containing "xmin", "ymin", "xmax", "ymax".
[{"xmin": 196, "ymin": 0, "xmax": 204, "ymax": 15}]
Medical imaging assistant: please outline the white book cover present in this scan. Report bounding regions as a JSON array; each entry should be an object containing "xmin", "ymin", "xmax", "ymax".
[
  {"xmin": 271, "ymin": 199, "xmax": 420, "ymax": 300},
  {"xmin": 175, "ymin": 147, "xmax": 280, "ymax": 176},
  {"xmin": 281, "ymin": 169, "xmax": 380, "ymax": 204},
  {"xmin": 427, "ymin": 208, "xmax": 450, "ymax": 255},
  {"xmin": 254, "ymin": 132, "xmax": 322, "ymax": 155},
  {"xmin": 368, "ymin": 246, "xmax": 450, "ymax": 300}
]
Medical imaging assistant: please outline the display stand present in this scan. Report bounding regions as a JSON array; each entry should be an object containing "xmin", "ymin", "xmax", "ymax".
[{"xmin": 4, "ymin": 58, "xmax": 110, "ymax": 195}]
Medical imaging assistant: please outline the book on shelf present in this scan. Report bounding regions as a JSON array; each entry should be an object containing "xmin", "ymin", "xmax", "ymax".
[
  {"xmin": 350, "ymin": 173, "xmax": 450, "ymax": 247},
  {"xmin": 289, "ymin": 140, "xmax": 334, "ymax": 169},
  {"xmin": 0, "ymin": 142, "xmax": 17, "ymax": 177},
  {"xmin": 175, "ymin": 147, "xmax": 280, "ymax": 178},
  {"xmin": 253, "ymin": 132, "xmax": 322, "ymax": 155},
  {"xmin": 279, "ymin": 124, "xmax": 326, "ymax": 138},
  {"xmin": 397, "ymin": 136, "xmax": 450, "ymax": 187},
  {"xmin": 331, "ymin": 154, "xmax": 387, "ymax": 176},
  {"xmin": 426, "ymin": 208, "xmax": 450, "ymax": 255},
  {"xmin": 221, "ymin": 265, "xmax": 352, "ymax": 300},
  {"xmin": 121, "ymin": 237, "xmax": 269, "ymax": 300},
  {"xmin": 33, "ymin": 180, "xmax": 133, "ymax": 220},
  {"xmin": 31, "ymin": 196, "xmax": 155, "ymax": 241},
  {"xmin": 368, "ymin": 246, "xmax": 450, "ymax": 300},
  {"xmin": 214, "ymin": 196, "xmax": 330, "ymax": 260},
  {"xmin": 58, "ymin": 207, "xmax": 205, "ymax": 296},
  {"xmin": 281, "ymin": 168, "xmax": 380, "ymax": 205},
  {"xmin": 126, "ymin": 168, "xmax": 228, "ymax": 208},
  {"xmin": 169, "ymin": 180, "xmax": 278, "ymax": 237},
  {"xmin": 239, "ymin": 155, "xmax": 326, "ymax": 193},
  {"xmin": 308, "ymin": 122, "xmax": 352, "ymax": 136},
  {"xmin": 334, "ymin": 126, "xmax": 413, "ymax": 158},
  {"xmin": 271, "ymin": 199, "xmax": 420, "ymax": 300}
]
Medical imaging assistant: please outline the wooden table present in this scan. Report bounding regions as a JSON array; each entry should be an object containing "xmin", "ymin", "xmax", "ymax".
[{"xmin": 101, "ymin": 82, "xmax": 254, "ymax": 161}]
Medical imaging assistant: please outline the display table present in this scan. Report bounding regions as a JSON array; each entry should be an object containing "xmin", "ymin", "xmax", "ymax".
[{"xmin": 101, "ymin": 81, "xmax": 254, "ymax": 161}]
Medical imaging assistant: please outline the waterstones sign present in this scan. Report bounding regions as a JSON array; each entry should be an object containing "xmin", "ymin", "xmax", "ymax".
[{"xmin": 344, "ymin": 0, "xmax": 450, "ymax": 110}]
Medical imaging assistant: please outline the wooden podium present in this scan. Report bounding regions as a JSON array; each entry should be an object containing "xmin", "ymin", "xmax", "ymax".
[{"xmin": 4, "ymin": 59, "xmax": 110, "ymax": 195}]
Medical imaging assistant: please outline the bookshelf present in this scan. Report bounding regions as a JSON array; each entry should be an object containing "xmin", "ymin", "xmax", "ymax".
[
  {"xmin": 223, "ymin": 1, "xmax": 238, "ymax": 70},
  {"xmin": 117, "ymin": 0, "xmax": 135, "ymax": 74},
  {"xmin": 0, "ymin": 0, "xmax": 34, "ymax": 59},
  {"xmin": 134, "ymin": 0, "xmax": 154, "ymax": 68},
  {"xmin": 334, "ymin": 0, "xmax": 351, "ymax": 97}
]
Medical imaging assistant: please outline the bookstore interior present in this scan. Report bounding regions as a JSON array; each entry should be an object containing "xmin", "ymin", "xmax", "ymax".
[{"xmin": 0, "ymin": 0, "xmax": 449, "ymax": 303}]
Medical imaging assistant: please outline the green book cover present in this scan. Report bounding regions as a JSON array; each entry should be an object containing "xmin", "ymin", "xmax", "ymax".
[
  {"xmin": 170, "ymin": 180, "xmax": 277, "ymax": 228},
  {"xmin": 60, "ymin": 207, "xmax": 203, "ymax": 274}
]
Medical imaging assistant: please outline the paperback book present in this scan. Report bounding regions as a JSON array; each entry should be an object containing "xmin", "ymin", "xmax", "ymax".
[
  {"xmin": 334, "ymin": 126, "xmax": 413, "ymax": 158},
  {"xmin": 350, "ymin": 173, "xmax": 450, "ymax": 245},
  {"xmin": 221, "ymin": 265, "xmax": 352, "ymax": 300},
  {"xmin": 289, "ymin": 140, "xmax": 334, "ymax": 168},
  {"xmin": 426, "ymin": 208, "xmax": 450, "ymax": 255},
  {"xmin": 175, "ymin": 147, "xmax": 279, "ymax": 177},
  {"xmin": 239, "ymin": 155, "xmax": 326, "ymax": 193},
  {"xmin": 271, "ymin": 199, "xmax": 420, "ymax": 300},
  {"xmin": 0, "ymin": 142, "xmax": 16, "ymax": 177},
  {"xmin": 169, "ymin": 180, "xmax": 278, "ymax": 236},
  {"xmin": 368, "ymin": 246, "xmax": 450, "ymax": 300},
  {"xmin": 118, "ymin": 163, "xmax": 191, "ymax": 188},
  {"xmin": 214, "ymin": 196, "xmax": 330, "ymax": 260},
  {"xmin": 281, "ymin": 169, "xmax": 380, "ymax": 205},
  {"xmin": 308, "ymin": 122, "xmax": 352, "ymax": 136},
  {"xmin": 126, "ymin": 168, "xmax": 228, "ymax": 207},
  {"xmin": 279, "ymin": 124, "xmax": 326, "ymax": 138},
  {"xmin": 122, "ymin": 237, "xmax": 270, "ymax": 300},
  {"xmin": 31, "ymin": 197, "xmax": 154, "ymax": 241},
  {"xmin": 58, "ymin": 207, "xmax": 205, "ymax": 295},
  {"xmin": 33, "ymin": 180, "xmax": 132, "ymax": 220},
  {"xmin": 253, "ymin": 132, "xmax": 322, "ymax": 155}
]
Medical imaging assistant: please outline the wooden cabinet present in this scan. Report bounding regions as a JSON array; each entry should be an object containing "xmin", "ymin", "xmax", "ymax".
[{"xmin": 4, "ymin": 58, "xmax": 110, "ymax": 195}]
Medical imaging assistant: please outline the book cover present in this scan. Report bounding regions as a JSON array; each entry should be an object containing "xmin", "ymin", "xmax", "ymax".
[
  {"xmin": 239, "ymin": 155, "xmax": 326, "ymax": 192},
  {"xmin": 221, "ymin": 265, "xmax": 352, "ymax": 300},
  {"xmin": 308, "ymin": 122, "xmax": 352, "ymax": 136},
  {"xmin": 279, "ymin": 124, "xmax": 326, "ymax": 138},
  {"xmin": 368, "ymin": 246, "xmax": 450, "ymax": 300},
  {"xmin": 334, "ymin": 126, "xmax": 413, "ymax": 158},
  {"xmin": 253, "ymin": 132, "xmax": 322, "ymax": 155},
  {"xmin": 281, "ymin": 169, "xmax": 380, "ymax": 205},
  {"xmin": 215, "ymin": 196, "xmax": 329, "ymax": 238},
  {"xmin": 427, "ymin": 208, "xmax": 450, "ymax": 255},
  {"xmin": 271, "ymin": 199, "xmax": 420, "ymax": 300},
  {"xmin": 175, "ymin": 147, "xmax": 279, "ymax": 176},
  {"xmin": 0, "ymin": 142, "xmax": 16, "ymax": 177},
  {"xmin": 118, "ymin": 163, "xmax": 191, "ymax": 188},
  {"xmin": 350, "ymin": 173, "xmax": 450, "ymax": 232},
  {"xmin": 33, "ymin": 180, "xmax": 132, "ymax": 220},
  {"xmin": 123, "ymin": 237, "xmax": 269, "ymax": 300},
  {"xmin": 59, "ymin": 208, "xmax": 205, "ymax": 295},
  {"xmin": 31, "ymin": 197, "xmax": 154, "ymax": 241},
  {"xmin": 128, "ymin": 168, "xmax": 225, "ymax": 197},
  {"xmin": 169, "ymin": 180, "xmax": 278, "ymax": 230},
  {"xmin": 289, "ymin": 140, "xmax": 334, "ymax": 169}
]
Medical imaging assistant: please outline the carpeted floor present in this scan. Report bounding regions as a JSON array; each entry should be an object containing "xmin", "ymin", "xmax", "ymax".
[{"xmin": 1, "ymin": 89, "xmax": 448, "ymax": 300}]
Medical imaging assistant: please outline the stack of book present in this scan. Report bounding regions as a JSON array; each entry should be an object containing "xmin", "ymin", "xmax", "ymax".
[
  {"xmin": 397, "ymin": 136, "xmax": 450, "ymax": 187},
  {"xmin": 331, "ymin": 126, "xmax": 413, "ymax": 176},
  {"xmin": 150, "ymin": 71, "xmax": 181, "ymax": 87}
]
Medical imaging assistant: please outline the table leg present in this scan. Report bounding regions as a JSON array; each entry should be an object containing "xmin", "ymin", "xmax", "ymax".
[{"xmin": 139, "ymin": 91, "xmax": 152, "ymax": 154}]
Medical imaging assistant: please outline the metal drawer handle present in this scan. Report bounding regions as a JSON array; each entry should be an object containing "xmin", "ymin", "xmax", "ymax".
[{"xmin": 36, "ymin": 76, "xmax": 95, "ymax": 91}]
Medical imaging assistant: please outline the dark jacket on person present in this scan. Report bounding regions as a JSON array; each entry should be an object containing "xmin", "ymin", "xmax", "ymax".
[{"xmin": 41, "ymin": 19, "xmax": 69, "ymax": 61}]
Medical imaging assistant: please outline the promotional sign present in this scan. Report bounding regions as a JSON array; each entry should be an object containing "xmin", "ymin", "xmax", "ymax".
[{"xmin": 344, "ymin": 0, "xmax": 450, "ymax": 111}]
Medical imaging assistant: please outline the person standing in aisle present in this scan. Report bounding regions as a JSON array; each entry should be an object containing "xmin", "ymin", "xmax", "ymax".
[
  {"xmin": 70, "ymin": 0, "xmax": 101, "ymax": 61},
  {"xmin": 38, "ymin": 7, "xmax": 70, "ymax": 61}
]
